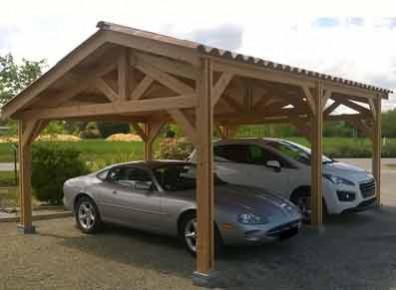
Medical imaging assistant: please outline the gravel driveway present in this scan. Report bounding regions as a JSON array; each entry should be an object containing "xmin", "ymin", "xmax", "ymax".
[{"xmin": 1, "ymin": 159, "xmax": 396, "ymax": 289}]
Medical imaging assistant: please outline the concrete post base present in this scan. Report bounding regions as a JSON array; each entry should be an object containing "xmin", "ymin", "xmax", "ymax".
[
  {"xmin": 17, "ymin": 224, "xmax": 36, "ymax": 234},
  {"xmin": 192, "ymin": 271, "xmax": 223, "ymax": 288}
]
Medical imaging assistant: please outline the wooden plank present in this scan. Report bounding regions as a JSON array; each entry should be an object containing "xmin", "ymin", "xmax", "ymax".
[
  {"xmin": 21, "ymin": 120, "xmax": 38, "ymax": 148},
  {"xmin": 323, "ymin": 89, "xmax": 332, "ymax": 108},
  {"xmin": 136, "ymin": 60, "xmax": 195, "ymax": 95},
  {"xmin": 368, "ymin": 98, "xmax": 377, "ymax": 121},
  {"xmin": 195, "ymin": 58, "xmax": 215, "ymax": 274},
  {"xmin": 18, "ymin": 94, "xmax": 197, "ymax": 120},
  {"xmin": 134, "ymin": 51, "xmax": 198, "ymax": 80},
  {"xmin": 310, "ymin": 81, "xmax": 323, "ymax": 226},
  {"xmin": 130, "ymin": 76, "xmax": 154, "ymax": 100},
  {"xmin": 3, "ymin": 31, "xmax": 108, "ymax": 119},
  {"xmin": 94, "ymin": 77, "xmax": 119, "ymax": 102},
  {"xmin": 118, "ymin": 48, "xmax": 130, "ymax": 101},
  {"xmin": 221, "ymin": 94, "xmax": 244, "ymax": 112},
  {"xmin": 212, "ymin": 72, "xmax": 234, "ymax": 106},
  {"xmin": 168, "ymin": 109, "xmax": 197, "ymax": 145}
]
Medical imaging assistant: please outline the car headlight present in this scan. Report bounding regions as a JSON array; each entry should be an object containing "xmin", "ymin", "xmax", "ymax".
[
  {"xmin": 238, "ymin": 213, "xmax": 268, "ymax": 225},
  {"xmin": 323, "ymin": 174, "xmax": 355, "ymax": 186}
]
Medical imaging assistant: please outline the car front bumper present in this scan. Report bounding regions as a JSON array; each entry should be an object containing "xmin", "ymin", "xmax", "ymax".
[{"xmin": 221, "ymin": 219, "xmax": 302, "ymax": 246}]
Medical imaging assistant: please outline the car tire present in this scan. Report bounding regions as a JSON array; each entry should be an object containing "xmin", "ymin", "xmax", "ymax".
[
  {"xmin": 291, "ymin": 189, "xmax": 329, "ymax": 223},
  {"xmin": 179, "ymin": 212, "xmax": 223, "ymax": 257},
  {"xmin": 75, "ymin": 196, "xmax": 103, "ymax": 234},
  {"xmin": 291, "ymin": 189, "xmax": 312, "ymax": 223}
]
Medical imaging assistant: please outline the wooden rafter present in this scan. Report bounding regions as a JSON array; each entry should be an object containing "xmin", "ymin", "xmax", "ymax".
[
  {"xmin": 131, "ymin": 123, "xmax": 148, "ymax": 141},
  {"xmin": 211, "ymin": 72, "xmax": 234, "ymax": 106},
  {"xmin": 133, "ymin": 51, "xmax": 198, "ymax": 80},
  {"xmin": 130, "ymin": 76, "xmax": 154, "ymax": 100},
  {"xmin": 94, "ymin": 77, "xmax": 119, "ymax": 102},
  {"xmin": 334, "ymin": 97, "xmax": 371, "ymax": 115},
  {"xmin": 135, "ymin": 60, "xmax": 195, "ymax": 95},
  {"xmin": 323, "ymin": 101, "xmax": 340, "ymax": 118}
]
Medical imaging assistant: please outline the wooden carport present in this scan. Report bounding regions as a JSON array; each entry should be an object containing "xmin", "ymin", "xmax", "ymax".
[{"xmin": 1, "ymin": 21, "xmax": 391, "ymax": 287}]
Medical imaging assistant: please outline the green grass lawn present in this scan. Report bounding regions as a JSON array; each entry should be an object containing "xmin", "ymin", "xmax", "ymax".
[{"xmin": 0, "ymin": 137, "xmax": 394, "ymax": 165}]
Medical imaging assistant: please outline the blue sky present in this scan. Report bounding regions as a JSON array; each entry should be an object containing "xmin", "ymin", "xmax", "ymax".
[{"xmin": 1, "ymin": 0, "xmax": 396, "ymax": 109}]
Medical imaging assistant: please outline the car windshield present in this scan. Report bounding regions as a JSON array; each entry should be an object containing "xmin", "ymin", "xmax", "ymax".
[
  {"xmin": 265, "ymin": 140, "xmax": 334, "ymax": 165},
  {"xmin": 153, "ymin": 163, "xmax": 225, "ymax": 191}
]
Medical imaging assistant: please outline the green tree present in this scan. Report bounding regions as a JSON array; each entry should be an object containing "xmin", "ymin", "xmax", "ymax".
[
  {"xmin": 0, "ymin": 53, "xmax": 46, "ymax": 106},
  {"xmin": 382, "ymin": 109, "xmax": 396, "ymax": 138}
]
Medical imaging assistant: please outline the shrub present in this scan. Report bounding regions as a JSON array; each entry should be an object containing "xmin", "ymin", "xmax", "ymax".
[
  {"xmin": 155, "ymin": 137, "xmax": 194, "ymax": 160},
  {"xmin": 79, "ymin": 122, "xmax": 101, "ymax": 139},
  {"xmin": 97, "ymin": 122, "xmax": 130, "ymax": 138},
  {"xmin": 31, "ymin": 143, "xmax": 89, "ymax": 205}
]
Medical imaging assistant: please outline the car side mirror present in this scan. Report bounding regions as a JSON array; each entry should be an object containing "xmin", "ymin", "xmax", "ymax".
[
  {"xmin": 266, "ymin": 160, "xmax": 281, "ymax": 172},
  {"xmin": 134, "ymin": 181, "xmax": 153, "ymax": 191}
]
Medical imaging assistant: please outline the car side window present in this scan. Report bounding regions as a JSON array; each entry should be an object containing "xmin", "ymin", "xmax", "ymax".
[
  {"xmin": 248, "ymin": 145, "xmax": 284, "ymax": 166},
  {"xmin": 214, "ymin": 145, "xmax": 250, "ymax": 163},
  {"xmin": 107, "ymin": 167, "xmax": 153, "ymax": 188}
]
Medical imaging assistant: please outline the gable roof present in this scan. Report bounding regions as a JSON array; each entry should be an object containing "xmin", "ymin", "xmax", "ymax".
[{"xmin": 2, "ymin": 21, "xmax": 392, "ymax": 119}]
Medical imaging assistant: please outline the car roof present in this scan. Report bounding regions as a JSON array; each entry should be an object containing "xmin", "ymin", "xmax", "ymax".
[
  {"xmin": 109, "ymin": 160, "xmax": 192, "ymax": 170},
  {"xmin": 214, "ymin": 138, "xmax": 283, "ymax": 146}
]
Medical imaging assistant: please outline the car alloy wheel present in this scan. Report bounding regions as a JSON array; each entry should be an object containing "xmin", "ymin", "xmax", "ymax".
[
  {"xmin": 184, "ymin": 218, "xmax": 197, "ymax": 253},
  {"xmin": 78, "ymin": 200, "xmax": 96, "ymax": 230}
]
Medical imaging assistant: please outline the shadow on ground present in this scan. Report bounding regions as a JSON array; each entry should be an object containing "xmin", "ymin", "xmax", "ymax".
[{"xmin": 35, "ymin": 205, "xmax": 396, "ymax": 289}]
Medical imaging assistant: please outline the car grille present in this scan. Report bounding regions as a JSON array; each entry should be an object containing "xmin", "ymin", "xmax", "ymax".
[
  {"xmin": 267, "ymin": 220, "xmax": 300, "ymax": 237},
  {"xmin": 359, "ymin": 178, "xmax": 376, "ymax": 198}
]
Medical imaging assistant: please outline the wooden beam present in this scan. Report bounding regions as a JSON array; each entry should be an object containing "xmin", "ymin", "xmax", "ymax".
[
  {"xmin": 212, "ymin": 72, "xmax": 234, "ymax": 106},
  {"xmin": 302, "ymin": 86, "xmax": 316, "ymax": 115},
  {"xmin": 131, "ymin": 123, "xmax": 147, "ymax": 142},
  {"xmin": 94, "ymin": 77, "xmax": 119, "ymax": 102},
  {"xmin": 334, "ymin": 97, "xmax": 371, "ymax": 115},
  {"xmin": 368, "ymin": 98, "xmax": 377, "ymax": 121},
  {"xmin": 118, "ymin": 48, "xmax": 130, "ymax": 101},
  {"xmin": 168, "ymin": 109, "xmax": 197, "ymax": 145},
  {"xmin": 130, "ymin": 76, "xmax": 154, "ymax": 100},
  {"xmin": 2, "ymin": 31, "xmax": 107, "ymax": 119},
  {"xmin": 17, "ymin": 119, "xmax": 43, "ymax": 233},
  {"xmin": 323, "ymin": 101, "xmax": 340, "ymax": 118},
  {"xmin": 310, "ymin": 81, "xmax": 323, "ymax": 226},
  {"xmin": 133, "ymin": 51, "xmax": 198, "ymax": 80},
  {"xmin": 143, "ymin": 120, "xmax": 165, "ymax": 161},
  {"xmin": 216, "ymin": 124, "xmax": 239, "ymax": 139},
  {"xmin": 135, "ymin": 60, "xmax": 195, "ymax": 95},
  {"xmin": 372, "ymin": 96, "xmax": 382, "ymax": 205},
  {"xmin": 323, "ymin": 89, "xmax": 332, "ymax": 108},
  {"xmin": 221, "ymin": 94, "xmax": 244, "ymax": 112},
  {"xmin": 195, "ymin": 58, "xmax": 215, "ymax": 275},
  {"xmin": 18, "ymin": 94, "xmax": 197, "ymax": 120}
]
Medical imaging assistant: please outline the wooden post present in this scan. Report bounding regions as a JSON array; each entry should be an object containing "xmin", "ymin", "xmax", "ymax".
[
  {"xmin": 17, "ymin": 120, "xmax": 35, "ymax": 234},
  {"xmin": 193, "ymin": 57, "xmax": 216, "ymax": 285},
  {"xmin": 372, "ymin": 96, "xmax": 382, "ymax": 205},
  {"xmin": 310, "ymin": 82, "xmax": 323, "ymax": 226},
  {"xmin": 144, "ymin": 123, "xmax": 153, "ymax": 161}
]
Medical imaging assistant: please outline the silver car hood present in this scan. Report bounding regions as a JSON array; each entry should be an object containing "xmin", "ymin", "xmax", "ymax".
[{"xmin": 168, "ymin": 184, "xmax": 300, "ymax": 220}]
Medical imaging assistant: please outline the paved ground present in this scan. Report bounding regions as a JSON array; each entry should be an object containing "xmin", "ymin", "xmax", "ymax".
[{"xmin": 0, "ymin": 158, "xmax": 396, "ymax": 289}]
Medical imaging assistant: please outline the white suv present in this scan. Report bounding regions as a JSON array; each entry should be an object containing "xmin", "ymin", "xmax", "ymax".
[{"xmin": 188, "ymin": 138, "xmax": 377, "ymax": 219}]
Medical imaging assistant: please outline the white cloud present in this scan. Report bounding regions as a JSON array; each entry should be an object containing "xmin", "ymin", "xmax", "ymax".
[{"xmin": 1, "ymin": 0, "xmax": 396, "ymax": 108}]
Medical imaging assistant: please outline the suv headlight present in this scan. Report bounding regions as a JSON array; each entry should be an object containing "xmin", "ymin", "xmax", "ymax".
[
  {"xmin": 238, "ymin": 213, "xmax": 268, "ymax": 225},
  {"xmin": 323, "ymin": 174, "xmax": 355, "ymax": 186}
]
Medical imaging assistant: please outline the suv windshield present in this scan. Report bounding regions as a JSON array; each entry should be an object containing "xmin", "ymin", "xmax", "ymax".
[
  {"xmin": 265, "ymin": 140, "xmax": 334, "ymax": 165},
  {"xmin": 153, "ymin": 164, "xmax": 225, "ymax": 191}
]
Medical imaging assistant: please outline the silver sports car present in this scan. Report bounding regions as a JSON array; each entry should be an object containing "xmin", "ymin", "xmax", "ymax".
[{"xmin": 63, "ymin": 160, "xmax": 302, "ymax": 255}]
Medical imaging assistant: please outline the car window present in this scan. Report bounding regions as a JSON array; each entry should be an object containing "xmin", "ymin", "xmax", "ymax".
[
  {"xmin": 248, "ymin": 145, "xmax": 282, "ymax": 165},
  {"xmin": 153, "ymin": 164, "xmax": 225, "ymax": 192},
  {"xmin": 97, "ymin": 169, "xmax": 109, "ymax": 181},
  {"xmin": 214, "ymin": 145, "xmax": 250, "ymax": 163},
  {"xmin": 108, "ymin": 167, "xmax": 152, "ymax": 187}
]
